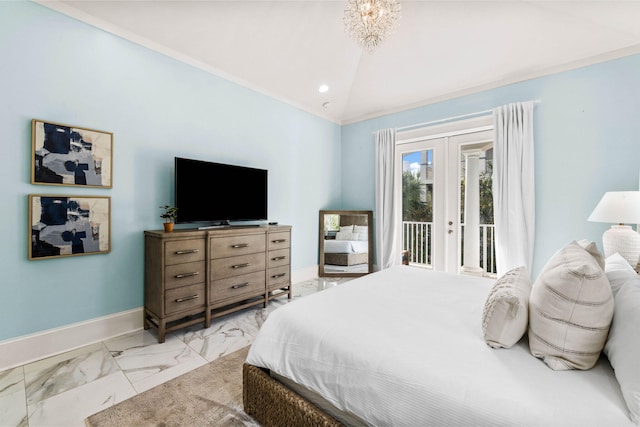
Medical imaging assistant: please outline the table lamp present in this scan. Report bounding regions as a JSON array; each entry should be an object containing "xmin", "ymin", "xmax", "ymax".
[{"xmin": 588, "ymin": 191, "xmax": 640, "ymax": 267}]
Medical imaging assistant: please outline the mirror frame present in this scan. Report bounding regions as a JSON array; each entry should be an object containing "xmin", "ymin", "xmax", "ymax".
[{"xmin": 319, "ymin": 210, "xmax": 373, "ymax": 277}]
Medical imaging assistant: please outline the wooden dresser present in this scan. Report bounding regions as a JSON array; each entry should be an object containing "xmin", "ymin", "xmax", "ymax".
[{"xmin": 144, "ymin": 225, "xmax": 291, "ymax": 342}]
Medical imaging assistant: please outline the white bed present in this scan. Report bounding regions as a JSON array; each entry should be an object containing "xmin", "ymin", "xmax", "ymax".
[
  {"xmin": 246, "ymin": 265, "xmax": 636, "ymax": 426},
  {"xmin": 323, "ymin": 239, "xmax": 369, "ymax": 254}
]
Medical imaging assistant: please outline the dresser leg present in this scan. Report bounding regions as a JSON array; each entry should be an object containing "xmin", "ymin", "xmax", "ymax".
[
  {"xmin": 158, "ymin": 319, "xmax": 166, "ymax": 343},
  {"xmin": 205, "ymin": 310, "xmax": 211, "ymax": 328}
]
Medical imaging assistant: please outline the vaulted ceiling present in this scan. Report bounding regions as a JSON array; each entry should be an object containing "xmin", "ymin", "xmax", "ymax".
[{"xmin": 38, "ymin": 1, "xmax": 640, "ymax": 124}]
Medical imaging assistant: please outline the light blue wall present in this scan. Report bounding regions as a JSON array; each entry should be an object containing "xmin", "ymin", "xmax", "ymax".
[
  {"xmin": 0, "ymin": 2, "xmax": 341, "ymax": 341},
  {"xmin": 342, "ymin": 54, "xmax": 640, "ymax": 278},
  {"xmin": 3, "ymin": 1, "xmax": 639, "ymax": 344}
]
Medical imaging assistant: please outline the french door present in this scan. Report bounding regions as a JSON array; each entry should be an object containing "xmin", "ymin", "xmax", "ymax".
[{"xmin": 394, "ymin": 116, "xmax": 495, "ymax": 275}]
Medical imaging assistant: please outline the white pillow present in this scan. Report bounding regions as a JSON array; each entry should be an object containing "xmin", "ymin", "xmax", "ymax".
[
  {"xmin": 604, "ymin": 275, "xmax": 640, "ymax": 424},
  {"xmin": 354, "ymin": 225, "xmax": 368, "ymax": 234},
  {"xmin": 482, "ymin": 266, "xmax": 531, "ymax": 349},
  {"xmin": 339, "ymin": 225, "xmax": 354, "ymax": 233},
  {"xmin": 605, "ymin": 252, "xmax": 638, "ymax": 295},
  {"xmin": 335, "ymin": 231, "xmax": 358, "ymax": 241},
  {"xmin": 356, "ymin": 232, "xmax": 368, "ymax": 241},
  {"xmin": 528, "ymin": 241, "xmax": 614, "ymax": 370}
]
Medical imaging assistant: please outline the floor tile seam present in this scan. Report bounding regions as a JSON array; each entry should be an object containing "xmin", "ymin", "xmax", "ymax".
[
  {"xmin": 22, "ymin": 343, "xmax": 124, "ymax": 417},
  {"xmin": 98, "ymin": 340, "xmax": 140, "ymax": 402}
]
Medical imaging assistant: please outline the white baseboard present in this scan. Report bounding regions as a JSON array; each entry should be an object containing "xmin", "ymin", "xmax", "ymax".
[
  {"xmin": 0, "ymin": 267, "xmax": 321, "ymax": 371},
  {"xmin": 0, "ymin": 307, "xmax": 143, "ymax": 371}
]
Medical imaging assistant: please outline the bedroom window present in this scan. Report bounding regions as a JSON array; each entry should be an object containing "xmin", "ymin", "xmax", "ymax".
[{"xmin": 395, "ymin": 115, "xmax": 496, "ymax": 277}]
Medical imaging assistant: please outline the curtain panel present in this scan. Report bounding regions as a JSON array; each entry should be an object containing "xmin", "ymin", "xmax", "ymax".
[
  {"xmin": 375, "ymin": 128, "xmax": 399, "ymax": 270},
  {"xmin": 493, "ymin": 101, "xmax": 535, "ymax": 277}
]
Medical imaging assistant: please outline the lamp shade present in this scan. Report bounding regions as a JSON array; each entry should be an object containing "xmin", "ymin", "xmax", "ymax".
[
  {"xmin": 588, "ymin": 191, "xmax": 640, "ymax": 224},
  {"xmin": 588, "ymin": 191, "xmax": 640, "ymax": 267}
]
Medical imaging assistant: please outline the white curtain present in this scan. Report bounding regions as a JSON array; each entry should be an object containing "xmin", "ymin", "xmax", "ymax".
[
  {"xmin": 375, "ymin": 128, "xmax": 399, "ymax": 270},
  {"xmin": 493, "ymin": 101, "xmax": 535, "ymax": 277}
]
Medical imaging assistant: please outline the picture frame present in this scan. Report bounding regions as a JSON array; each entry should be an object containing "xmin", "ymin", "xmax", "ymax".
[
  {"xmin": 31, "ymin": 119, "xmax": 113, "ymax": 188},
  {"xmin": 29, "ymin": 194, "xmax": 111, "ymax": 260}
]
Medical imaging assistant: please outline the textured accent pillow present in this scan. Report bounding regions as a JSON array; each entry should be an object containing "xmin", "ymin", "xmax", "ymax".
[
  {"xmin": 577, "ymin": 239, "xmax": 605, "ymax": 270},
  {"xmin": 482, "ymin": 266, "xmax": 531, "ymax": 349},
  {"xmin": 604, "ymin": 275, "xmax": 640, "ymax": 425},
  {"xmin": 528, "ymin": 241, "xmax": 614, "ymax": 370}
]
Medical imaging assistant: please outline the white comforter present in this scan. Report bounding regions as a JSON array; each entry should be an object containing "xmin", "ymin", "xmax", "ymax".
[
  {"xmin": 247, "ymin": 266, "xmax": 633, "ymax": 426},
  {"xmin": 324, "ymin": 239, "xmax": 368, "ymax": 254}
]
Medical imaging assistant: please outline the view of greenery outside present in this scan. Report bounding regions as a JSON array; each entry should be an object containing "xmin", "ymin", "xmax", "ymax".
[
  {"xmin": 402, "ymin": 170, "xmax": 431, "ymax": 222},
  {"xmin": 402, "ymin": 157, "xmax": 495, "ymax": 273},
  {"xmin": 402, "ymin": 170, "xmax": 432, "ymax": 264}
]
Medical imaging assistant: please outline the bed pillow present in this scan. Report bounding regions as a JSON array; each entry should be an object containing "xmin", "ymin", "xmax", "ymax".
[
  {"xmin": 354, "ymin": 225, "xmax": 368, "ymax": 234},
  {"xmin": 482, "ymin": 266, "xmax": 531, "ymax": 349},
  {"xmin": 604, "ymin": 275, "xmax": 640, "ymax": 425},
  {"xmin": 335, "ymin": 231, "xmax": 358, "ymax": 241},
  {"xmin": 339, "ymin": 225, "xmax": 354, "ymax": 233},
  {"xmin": 528, "ymin": 241, "xmax": 614, "ymax": 370},
  {"xmin": 577, "ymin": 239, "xmax": 605, "ymax": 270},
  {"xmin": 605, "ymin": 252, "xmax": 638, "ymax": 295}
]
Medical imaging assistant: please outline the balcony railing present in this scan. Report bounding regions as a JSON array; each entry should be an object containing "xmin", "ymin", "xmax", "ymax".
[{"xmin": 402, "ymin": 221, "xmax": 497, "ymax": 276}]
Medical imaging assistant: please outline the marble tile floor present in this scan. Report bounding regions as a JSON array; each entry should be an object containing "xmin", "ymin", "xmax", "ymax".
[{"xmin": 0, "ymin": 277, "xmax": 350, "ymax": 427}]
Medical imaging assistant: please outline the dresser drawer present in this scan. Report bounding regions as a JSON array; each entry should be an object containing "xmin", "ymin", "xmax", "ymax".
[
  {"xmin": 268, "ymin": 248, "xmax": 290, "ymax": 268},
  {"xmin": 211, "ymin": 252, "xmax": 266, "ymax": 280},
  {"xmin": 210, "ymin": 271, "xmax": 265, "ymax": 304},
  {"xmin": 165, "ymin": 283, "xmax": 206, "ymax": 315},
  {"xmin": 267, "ymin": 265, "xmax": 290, "ymax": 289},
  {"xmin": 268, "ymin": 232, "xmax": 290, "ymax": 251},
  {"xmin": 211, "ymin": 233, "xmax": 266, "ymax": 259},
  {"xmin": 165, "ymin": 261, "xmax": 205, "ymax": 290},
  {"xmin": 165, "ymin": 239, "xmax": 205, "ymax": 265}
]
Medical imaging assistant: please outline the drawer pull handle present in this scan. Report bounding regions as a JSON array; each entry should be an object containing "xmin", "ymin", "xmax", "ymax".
[
  {"xmin": 232, "ymin": 243, "xmax": 249, "ymax": 248},
  {"xmin": 175, "ymin": 249, "xmax": 199, "ymax": 255},
  {"xmin": 272, "ymin": 239, "xmax": 286, "ymax": 244},
  {"xmin": 231, "ymin": 282, "xmax": 249, "ymax": 289},
  {"xmin": 272, "ymin": 273, "xmax": 286, "ymax": 279},
  {"xmin": 175, "ymin": 295, "xmax": 199, "ymax": 303},
  {"xmin": 175, "ymin": 272, "xmax": 199, "ymax": 279},
  {"xmin": 271, "ymin": 256, "xmax": 286, "ymax": 261},
  {"xmin": 232, "ymin": 263, "xmax": 249, "ymax": 269}
]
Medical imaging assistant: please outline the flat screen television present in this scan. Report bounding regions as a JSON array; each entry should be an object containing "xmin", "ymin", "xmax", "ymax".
[{"xmin": 174, "ymin": 157, "xmax": 267, "ymax": 226}]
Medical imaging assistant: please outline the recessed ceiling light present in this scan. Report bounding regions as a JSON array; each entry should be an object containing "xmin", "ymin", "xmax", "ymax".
[{"xmin": 318, "ymin": 84, "xmax": 329, "ymax": 93}]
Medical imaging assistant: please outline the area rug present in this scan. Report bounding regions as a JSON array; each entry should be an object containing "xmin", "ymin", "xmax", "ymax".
[{"xmin": 85, "ymin": 346, "xmax": 259, "ymax": 427}]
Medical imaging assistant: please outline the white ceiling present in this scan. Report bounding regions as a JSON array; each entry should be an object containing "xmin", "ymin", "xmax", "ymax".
[{"xmin": 38, "ymin": 0, "xmax": 640, "ymax": 124}]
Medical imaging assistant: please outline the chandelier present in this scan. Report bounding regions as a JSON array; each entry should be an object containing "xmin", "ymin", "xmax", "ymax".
[{"xmin": 343, "ymin": 0, "xmax": 401, "ymax": 53}]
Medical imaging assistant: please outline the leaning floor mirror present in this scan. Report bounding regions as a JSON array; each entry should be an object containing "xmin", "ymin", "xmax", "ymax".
[{"xmin": 319, "ymin": 210, "xmax": 373, "ymax": 277}]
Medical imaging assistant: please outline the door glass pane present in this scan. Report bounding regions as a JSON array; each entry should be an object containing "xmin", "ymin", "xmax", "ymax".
[
  {"xmin": 459, "ymin": 144, "xmax": 496, "ymax": 276},
  {"xmin": 401, "ymin": 150, "xmax": 433, "ymax": 266}
]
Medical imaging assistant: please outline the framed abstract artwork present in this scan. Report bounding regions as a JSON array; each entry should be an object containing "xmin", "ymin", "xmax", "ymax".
[
  {"xmin": 31, "ymin": 119, "xmax": 113, "ymax": 188},
  {"xmin": 29, "ymin": 195, "xmax": 111, "ymax": 260}
]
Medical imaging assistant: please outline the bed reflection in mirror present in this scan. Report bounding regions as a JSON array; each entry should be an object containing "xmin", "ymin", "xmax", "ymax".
[{"xmin": 319, "ymin": 210, "xmax": 373, "ymax": 277}]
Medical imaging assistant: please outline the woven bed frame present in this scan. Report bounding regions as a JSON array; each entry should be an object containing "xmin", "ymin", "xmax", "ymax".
[
  {"xmin": 243, "ymin": 363, "xmax": 343, "ymax": 427},
  {"xmin": 324, "ymin": 251, "xmax": 368, "ymax": 267}
]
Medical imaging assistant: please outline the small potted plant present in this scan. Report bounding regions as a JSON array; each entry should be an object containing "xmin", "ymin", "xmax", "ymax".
[{"xmin": 159, "ymin": 205, "xmax": 178, "ymax": 232}]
